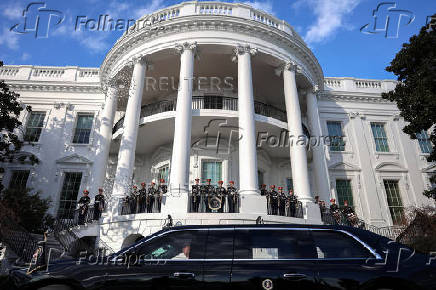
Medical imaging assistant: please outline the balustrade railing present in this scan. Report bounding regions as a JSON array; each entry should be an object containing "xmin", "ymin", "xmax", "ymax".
[
  {"xmin": 320, "ymin": 205, "xmax": 405, "ymax": 241},
  {"xmin": 32, "ymin": 68, "xmax": 65, "ymax": 78},
  {"xmin": 113, "ymin": 96, "xmax": 287, "ymax": 133},
  {"xmin": 119, "ymin": 194, "xmax": 163, "ymax": 215},
  {"xmin": 51, "ymin": 207, "xmax": 114, "ymax": 258},
  {"xmin": 354, "ymin": 80, "xmax": 382, "ymax": 89},
  {"xmin": 0, "ymin": 67, "xmax": 19, "ymax": 77},
  {"xmin": 188, "ymin": 192, "xmax": 240, "ymax": 213}
]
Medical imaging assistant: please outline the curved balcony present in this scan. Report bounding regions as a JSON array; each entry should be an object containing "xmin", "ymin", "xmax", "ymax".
[{"xmin": 112, "ymin": 96, "xmax": 287, "ymax": 134}]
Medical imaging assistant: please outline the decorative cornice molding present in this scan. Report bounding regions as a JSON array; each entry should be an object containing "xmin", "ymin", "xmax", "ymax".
[
  {"xmin": 100, "ymin": 17, "xmax": 323, "ymax": 89},
  {"xmin": 347, "ymin": 111, "xmax": 366, "ymax": 119},
  {"xmin": 7, "ymin": 83, "xmax": 102, "ymax": 94},
  {"xmin": 319, "ymin": 92, "xmax": 392, "ymax": 104}
]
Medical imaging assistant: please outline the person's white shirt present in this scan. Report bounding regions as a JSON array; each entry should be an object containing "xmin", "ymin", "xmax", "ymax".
[{"xmin": 172, "ymin": 252, "xmax": 188, "ymax": 260}]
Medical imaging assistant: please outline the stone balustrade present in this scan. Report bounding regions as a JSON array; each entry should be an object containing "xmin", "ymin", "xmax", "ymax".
[
  {"xmin": 324, "ymin": 77, "xmax": 397, "ymax": 93},
  {"xmin": 0, "ymin": 65, "xmax": 100, "ymax": 83},
  {"xmin": 127, "ymin": 1, "xmax": 296, "ymax": 39}
]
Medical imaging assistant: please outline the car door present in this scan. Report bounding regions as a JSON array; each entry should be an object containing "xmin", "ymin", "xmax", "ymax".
[
  {"xmin": 104, "ymin": 229, "xmax": 207, "ymax": 290},
  {"xmin": 311, "ymin": 229, "xmax": 386, "ymax": 290},
  {"xmin": 231, "ymin": 228, "xmax": 318, "ymax": 290},
  {"xmin": 202, "ymin": 228, "xmax": 234, "ymax": 290}
]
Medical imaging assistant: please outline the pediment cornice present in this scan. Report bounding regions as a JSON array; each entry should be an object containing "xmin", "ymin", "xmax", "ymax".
[{"xmin": 56, "ymin": 153, "xmax": 93, "ymax": 165}]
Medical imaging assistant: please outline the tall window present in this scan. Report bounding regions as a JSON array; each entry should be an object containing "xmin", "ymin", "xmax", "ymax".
[
  {"xmin": 257, "ymin": 170, "xmax": 264, "ymax": 186},
  {"xmin": 383, "ymin": 180, "xmax": 405, "ymax": 225},
  {"xmin": 9, "ymin": 170, "xmax": 30, "ymax": 190},
  {"xmin": 416, "ymin": 130, "xmax": 432, "ymax": 154},
  {"xmin": 24, "ymin": 112, "xmax": 46, "ymax": 142},
  {"xmin": 371, "ymin": 123, "xmax": 390, "ymax": 152},
  {"xmin": 335, "ymin": 179, "xmax": 354, "ymax": 208},
  {"xmin": 201, "ymin": 160, "xmax": 222, "ymax": 185},
  {"xmin": 72, "ymin": 113, "xmax": 94, "ymax": 144},
  {"xmin": 158, "ymin": 165, "xmax": 169, "ymax": 183},
  {"xmin": 286, "ymin": 178, "xmax": 294, "ymax": 192},
  {"xmin": 57, "ymin": 172, "xmax": 82, "ymax": 219},
  {"xmin": 327, "ymin": 121, "xmax": 345, "ymax": 151}
]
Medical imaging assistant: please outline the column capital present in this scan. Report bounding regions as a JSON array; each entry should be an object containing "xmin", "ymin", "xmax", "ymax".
[
  {"xmin": 101, "ymin": 77, "xmax": 122, "ymax": 93},
  {"xmin": 306, "ymin": 84, "xmax": 320, "ymax": 96},
  {"xmin": 274, "ymin": 60, "xmax": 300, "ymax": 77},
  {"xmin": 126, "ymin": 54, "xmax": 149, "ymax": 68},
  {"xmin": 175, "ymin": 41, "xmax": 199, "ymax": 56},
  {"xmin": 231, "ymin": 44, "xmax": 258, "ymax": 62}
]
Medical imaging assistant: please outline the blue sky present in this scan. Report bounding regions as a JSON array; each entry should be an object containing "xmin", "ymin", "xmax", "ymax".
[{"xmin": 0, "ymin": 0, "xmax": 434, "ymax": 79}]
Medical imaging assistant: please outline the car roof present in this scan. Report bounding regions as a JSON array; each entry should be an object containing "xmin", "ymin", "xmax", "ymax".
[{"xmin": 167, "ymin": 223, "xmax": 346, "ymax": 230}]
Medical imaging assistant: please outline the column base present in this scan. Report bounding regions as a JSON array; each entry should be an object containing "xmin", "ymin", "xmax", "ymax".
[
  {"xmin": 239, "ymin": 194, "xmax": 268, "ymax": 215},
  {"xmin": 304, "ymin": 202, "xmax": 322, "ymax": 224},
  {"xmin": 161, "ymin": 193, "xmax": 189, "ymax": 215}
]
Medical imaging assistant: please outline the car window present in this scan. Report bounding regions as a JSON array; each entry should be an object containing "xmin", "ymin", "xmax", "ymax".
[
  {"xmin": 205, "ymin": 229, "xmax": 234, "ymax": 259},
  {"xmin": 311, "ymin": 230, "xmax": 373, "ymax": 259},
  {"xmin": 234, "ymin": 229, "xmax": 316, "ymax": 259},
  {"xmin": 135, "ymin": 230, "xmax": 207, "ymax": 260}
]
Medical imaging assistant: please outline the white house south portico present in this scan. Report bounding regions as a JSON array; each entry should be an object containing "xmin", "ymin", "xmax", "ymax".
[{"xmin": 1, "ymin": 1, "xmax": 434, "ymax": 252}]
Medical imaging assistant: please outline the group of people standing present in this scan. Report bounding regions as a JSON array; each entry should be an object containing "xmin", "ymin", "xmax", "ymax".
[
  {"xmin": 77, "ymin": 188, "xmax": 105, "ymax": 225},
  {"xmin": 260, "ymin": 184, "xmax": 302, "ymax": 217},
  {"xmin": 190, "ymin": 179, "xmax": 239, "ymax": 213},
  {"xmin": 120, "ymin": 179, "xmax": 168, "ymax": 215},
  {"xmin": 315, "ymin": 196, "xmax": 360, "ymax": 227}
]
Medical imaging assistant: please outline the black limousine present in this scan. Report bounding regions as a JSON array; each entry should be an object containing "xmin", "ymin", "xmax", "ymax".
[{"xmin": 9, "ymin": 224, "xmax": 436, "ymax": 290}]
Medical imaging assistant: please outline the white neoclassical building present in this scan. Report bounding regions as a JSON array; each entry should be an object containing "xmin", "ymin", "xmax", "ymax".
[{"xmin": 1, "ymin": 1, "xmax": 434, "ymax": 251}]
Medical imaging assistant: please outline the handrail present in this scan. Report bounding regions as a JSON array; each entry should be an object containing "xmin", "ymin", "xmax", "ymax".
[
  {"xmin": 0, "ymin": 204, "xmax": 39, "ymax": 263},
  {"xmin": 113, "ymin": 95, "xmax": 287, "ymax": 133},
  {"xmin": 320, "ymin": 207, "xmax": 405, "ymax": 240},
  {"xmin": 51, "ymin": 208, "xmax": 114, "ymax": 257}
]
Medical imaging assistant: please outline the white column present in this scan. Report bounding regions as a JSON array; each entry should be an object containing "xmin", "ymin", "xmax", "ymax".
[
  {"xmin": 282, "ymin": 61, "xmax": 312, "ymax": 203},
  {"xmin": 90, "ymin": 79, "xmax": 119, "ymax": 196},
  {"xmin": 111, "ymin": 57, "xmax": 147, "ymax": 214},
  {"xmin": 164, "ymin": 42, "xmax": 196, "ymax": 214},
  {"xmin": 234, "ymin": 45, "xmax": 266, "ymax": 214},
  {"xmin": 306, "ymin": 88, "xmax": 331, "ymax": 203}
]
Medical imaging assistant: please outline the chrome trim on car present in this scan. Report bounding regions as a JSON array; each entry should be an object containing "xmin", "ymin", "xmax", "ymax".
[{"xmin": 116, "ymin": 226, "xmax": 382, "ymax": 261}]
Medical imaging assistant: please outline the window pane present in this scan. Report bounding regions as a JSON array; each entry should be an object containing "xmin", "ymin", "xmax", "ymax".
[
  {"xmin": 327, "ymin": 121, "xmax": 345, "ymax": 151},
  {"xmin": 371, "ymin": 123, "xmax": 390, "ymax": 152},
  {"xmin": 234, "ymin": 229, "xmax": 316, "ymax": 259},
  {"xmin": 73, "ymin": 114, "xmax": 93, "ymax": 144},
  {"xmin": 286, "ymin": 178, "xmax": 293, "ymax": 192},
  {"xmin": 336, "ymin": 179, "xmax": 354, "ymax": 208},
  {"xmin": 383, "ymin": 180, "xmax": 405, "ymax": 225},
  {"xmin": 137, "ymin": 230, "xmax": 207, "ymax": 260},
  {"xmin": 416, "ymin": 130, "xmax": 432, "ymax": 154},
  {"xmin": 205, "ymin": 229, "xmax": 234, "ymax": 259},
  {"xmin": 201, "ymin": 161, "xmax": 222, "ymax": 185},
  {"xmin": 57, "ymin": 172, "xmax": 82, "ymax": 218},
  {"xmin": 24, "ymin": 112, "xmax": 46, "ymax": 142},
  {"xmin": 258, "ymin": 170, "xmax": 264, "ymax": 186},
  {"xmin": 158, "ymin": 166, "xmax": 169, "ymax": 183},
  {"xmin": 9, "ymin": 170, "xmax": 30, "ymax": 190},
  {"xmin": 311, "ymin": 230, "xmax": 372, "ymax": 259}
]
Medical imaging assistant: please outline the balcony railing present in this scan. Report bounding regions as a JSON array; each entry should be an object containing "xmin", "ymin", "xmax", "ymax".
[{"xmin": 113, "ymin": 96, "xmax": 287, "ymax": 133}]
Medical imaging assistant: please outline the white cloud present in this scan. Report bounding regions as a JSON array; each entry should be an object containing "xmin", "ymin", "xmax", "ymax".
[
  {"xmin": 0, "ymin": 27, "xmax": 19, "ymax": 50},
  {"xmin": 296, "ymin": 0, "xmax": 361, "ymax": 44},
  {"xmin": 2, "ymin": 2, "xmax": 23, "ymax": 20},
  {"xmin": 134, "ymin": 0, "xmax": 166, "ymax": 19},
  {"xmin": 241, "ymin": 1, "xmax": 274, "ymax": 15},
  {"xmin": 21, "ymin": 52, "xmax": 30, "ymax": 61}
]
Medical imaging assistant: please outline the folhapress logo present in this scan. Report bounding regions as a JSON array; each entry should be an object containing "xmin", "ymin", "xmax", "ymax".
[
  {"xmin": 10, "ymin": 2, "xmax": 64, "ymax": 39},
  {"xmin": 360, "ymin": 2, "xmax": 415, "ymax": 38}
]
